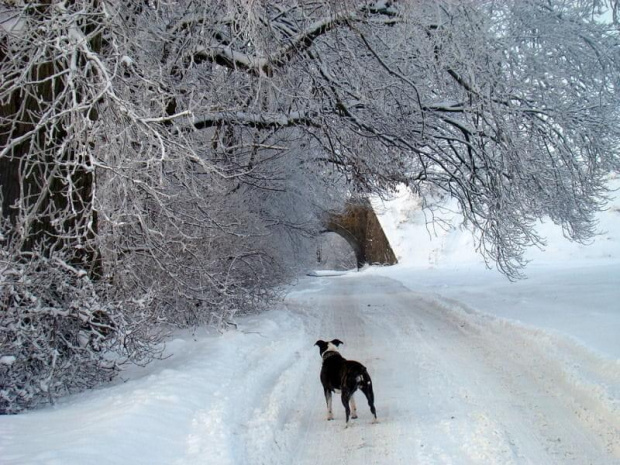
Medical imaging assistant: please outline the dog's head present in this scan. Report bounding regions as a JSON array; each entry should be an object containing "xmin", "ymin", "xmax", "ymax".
[{"xmin": 315, "ymin": 339, "xmax": 343, "ymax": 357}]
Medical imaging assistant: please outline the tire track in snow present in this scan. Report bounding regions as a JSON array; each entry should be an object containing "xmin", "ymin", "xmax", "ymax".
[{"xmin": 173, "ymin": 310, "xmax": 313, "ymax": 465}]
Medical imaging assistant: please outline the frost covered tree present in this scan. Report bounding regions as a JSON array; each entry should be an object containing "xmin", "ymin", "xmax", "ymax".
[
  {"xmin": 142, "ymin": 0, "xmax": 619, "ymax": 275},
  {"xmin": 1, "ymin": 0, "xmax": 619, "ymax": 411}
]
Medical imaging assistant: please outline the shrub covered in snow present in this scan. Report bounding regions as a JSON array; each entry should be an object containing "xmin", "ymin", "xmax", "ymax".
[{"xmin": 0, "ymin": 244, "xmax": 161, "ymax": 414}]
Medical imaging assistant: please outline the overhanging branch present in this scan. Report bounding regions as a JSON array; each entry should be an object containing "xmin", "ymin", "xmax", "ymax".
[
  {"xmin": 192, "ymin": 110, "xmax": 320, "ymax": 130},
  {"xmin": 183, "ymin": 2, "xmax": 401, "ymax": 76}
]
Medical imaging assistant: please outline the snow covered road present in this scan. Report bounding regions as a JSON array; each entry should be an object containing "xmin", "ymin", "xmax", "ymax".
[
  {"xmin": 1, "ymin": 270, "xmax": 619, "ymax": 464},
  {"xmin": 285, "ymin": 274, "xmax": 620, "ymax": 465}
]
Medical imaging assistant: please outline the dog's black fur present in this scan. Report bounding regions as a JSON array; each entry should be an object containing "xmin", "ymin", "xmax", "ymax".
[{"xmin": 314, "ymin": 339, "xmax": 377, "ymax": 424}]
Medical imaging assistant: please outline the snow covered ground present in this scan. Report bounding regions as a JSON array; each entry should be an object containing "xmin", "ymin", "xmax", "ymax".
[{"xmin": 1, "ymin": 182, "xmax": 619, "ymax": 464}]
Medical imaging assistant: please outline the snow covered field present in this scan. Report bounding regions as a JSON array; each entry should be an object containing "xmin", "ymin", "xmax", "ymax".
[{"xmin": 1, "ymin": 184, "xmax": 620, "ymax": 464}]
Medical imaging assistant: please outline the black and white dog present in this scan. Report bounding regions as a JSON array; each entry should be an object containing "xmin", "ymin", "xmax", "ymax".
[{"xmin": 314, "ymin": 339, "xmax": 377, "ymax": 425}]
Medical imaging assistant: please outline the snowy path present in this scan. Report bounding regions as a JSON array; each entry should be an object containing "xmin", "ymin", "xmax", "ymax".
[
  {"xmin": 282, "ymin": 274, "xmax": 620, "ymax": 465},
  {"xmin": 1, "ymin": 272, "xmax": 619, "ymax": 464}
]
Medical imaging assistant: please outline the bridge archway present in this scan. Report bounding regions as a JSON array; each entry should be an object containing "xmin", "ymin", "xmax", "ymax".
[
  {"xmin": 315, "ymin": 232, "xmax": 357, "ymax": 270},
  {"xmin": 323, "ymin": 199, "xmax": 397, "ymax": 269}
]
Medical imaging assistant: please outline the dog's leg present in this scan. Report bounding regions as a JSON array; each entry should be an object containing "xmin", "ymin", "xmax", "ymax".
[
  {"xmin": 360, "ymin": 383, "xmax": 377, "ymax": 422},
  {"xmin": 349, "ymin": 394, "xmax": 358, "ymax": 419},
  {"xmin": 341, "ymin": 389, "xmax": 352, "ymax": 425},
  {"xmin": 325, "ymin": 389, "xmax": 334, "ymax": 421}
]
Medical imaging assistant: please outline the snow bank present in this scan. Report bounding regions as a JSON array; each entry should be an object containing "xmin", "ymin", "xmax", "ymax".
[{"xmin": 0, "ymin": 309, "xmax": 314, "ymax": 465}]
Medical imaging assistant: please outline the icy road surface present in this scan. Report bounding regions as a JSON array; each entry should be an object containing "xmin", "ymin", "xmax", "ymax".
[{"xmin": 1, "ymin": 272, "xmax": 619, "ymax": 464}]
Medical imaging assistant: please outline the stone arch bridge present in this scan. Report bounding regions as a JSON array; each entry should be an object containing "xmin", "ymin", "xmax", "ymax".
[{"xmin": 322, "ymin": 199, "xmax": 398, "ymax": 269}]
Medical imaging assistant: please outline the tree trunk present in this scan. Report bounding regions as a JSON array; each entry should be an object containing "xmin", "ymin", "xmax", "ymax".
[{"xmin": 0, "ymin": 2, "xmax": 102, "ymax": 277}]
